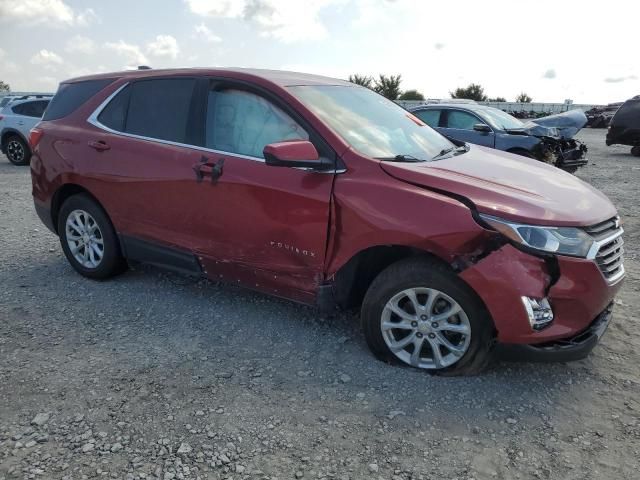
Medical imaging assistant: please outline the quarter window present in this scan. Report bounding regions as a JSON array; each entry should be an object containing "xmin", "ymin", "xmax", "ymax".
[
  {"xmin": 446, "ymin": 110, "xmax": 486, "ymax": 130},
  {"xmin": 12, "ymin": 100, "xmax": 50, "ymax": 118},
  {"xmin": 205, "ymin": 89, "xmax": 308, "ymax": 158}
]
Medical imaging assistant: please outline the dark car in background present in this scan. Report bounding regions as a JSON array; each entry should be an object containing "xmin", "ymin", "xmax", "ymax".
[
  {"xmin": 606, "ymin": 96, "xmax": 640, "ymax": 156},
  {"xmin": 410, "ymin": 103, "xmax": 588, "ymax": 172},
  {"xmin": 586, "ymin": 102, "xmax": 622, "ymax": 128}
]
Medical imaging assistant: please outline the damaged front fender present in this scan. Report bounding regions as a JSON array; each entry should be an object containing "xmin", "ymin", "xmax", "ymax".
[{"xmin": 459, "ymin": 244, "xmax": 554, "ymax": 343}]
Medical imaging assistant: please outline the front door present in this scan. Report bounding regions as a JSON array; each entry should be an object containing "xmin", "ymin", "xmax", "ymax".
[
  {"xmin": 439, "ymin": 109, "xmax": 495, "ymax": 147},
  {"xmin": 191, "ymin": 83, "xmax": 335, "ymax": 303}
]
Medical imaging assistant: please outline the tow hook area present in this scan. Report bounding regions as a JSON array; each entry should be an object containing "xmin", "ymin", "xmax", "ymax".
[{"xmin": 459, "ymin": 244, "xmax": 553, "ymax": 343}]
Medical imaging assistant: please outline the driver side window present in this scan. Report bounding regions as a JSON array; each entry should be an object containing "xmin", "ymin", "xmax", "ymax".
[
  {"xmin": 446, "ymin": 110, "xmax": 486, "ymax": 130},
  {"xmin": 205, "ymin": 89, "xmax": 309, "ymax": 158}
]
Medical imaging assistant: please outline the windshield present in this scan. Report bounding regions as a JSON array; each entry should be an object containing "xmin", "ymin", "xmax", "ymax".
[
  {"xmin": 480, "ymin": 108, "xmax": 524, "ymax": 130},
  {"xmin": 288, "ymin": 85, "xmax": 454, "ymax": 160}
]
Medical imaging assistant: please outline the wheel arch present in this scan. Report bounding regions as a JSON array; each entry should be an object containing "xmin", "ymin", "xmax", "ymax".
[
  {"xmin": 51, "ymin": 184, "xmax": 110, "ymax": 235},
  {"xmin": 328, "ymin": 244, "xmax": 454, "ymax": 310},
  {"xmin": 1, "ymin": 128, "xmax": 29, "ymax": 152}
]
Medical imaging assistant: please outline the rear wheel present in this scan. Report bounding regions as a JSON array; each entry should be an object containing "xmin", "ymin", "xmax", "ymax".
[
  {"xmin": 631, "ymin": 146, "xmax": 640, "ymax": 157},
  {"xmin": 5, "ymin": 135, "xmax": 31, "ymax": 166},
  {"xmin": 57, "ymin": 194, "xmax": 127, "ymax": 279},
  {"xmin": 361, "ymin": 257, "xmax": 494, "ymax": 375}
]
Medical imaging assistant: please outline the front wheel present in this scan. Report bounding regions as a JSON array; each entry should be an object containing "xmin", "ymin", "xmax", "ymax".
[
  {"xmin": 361, "ymin": 258, "xmax": 494, "ymax": 375},
  {"xmin": 631, "ymin": 146, "xmax": 640, "ymax": 157}
]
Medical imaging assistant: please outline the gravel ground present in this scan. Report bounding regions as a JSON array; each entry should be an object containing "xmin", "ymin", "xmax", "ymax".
[{"xmin": 0, "ymin": 128, "xmax": 638, "ymax": 480}]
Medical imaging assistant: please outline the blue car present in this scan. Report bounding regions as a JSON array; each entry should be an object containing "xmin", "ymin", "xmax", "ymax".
[{"xmin": 409, "ymin": 103, "xmax": 588, "ymax": 172}]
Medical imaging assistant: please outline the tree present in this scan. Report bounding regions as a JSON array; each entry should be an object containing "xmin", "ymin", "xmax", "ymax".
[
  {"xmin": 488, "ymin": 96, "xmax": 506, "ymax": 102},
  {"xmin": 0, "ymin": 80, "xmax": 9, "ymax": 92},
  {"xmin": 374, "ymin": 74, "xmax": 402, "ymax": 100},
  {"xmin": 516, "ymin": 92, "xmax": 532, "ymax": 103},
  {"xmin": 450, "ymin": 83, "xmax": 487, "ymax": 101},
  {"xmin": 348, "ymin": 74, "xmax": 374, "ymax": 89},
  {"xmin": 398, "ymin": 89, "xmax": 425, "ymax": 101}
]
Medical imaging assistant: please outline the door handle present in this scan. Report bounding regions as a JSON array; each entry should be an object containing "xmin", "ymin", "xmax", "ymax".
[
  {"xmin": 193, "ymin": 156, "xmax": 224, "ymax": 183},
  {"xmin": 88, "ymin": 140, "xmax": 110, "ymax": 152}
]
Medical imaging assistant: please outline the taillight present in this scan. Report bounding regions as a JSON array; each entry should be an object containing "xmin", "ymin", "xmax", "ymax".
[{"xmin": 29, "ymin": 128, "xmax": 44, "ymax": 148}]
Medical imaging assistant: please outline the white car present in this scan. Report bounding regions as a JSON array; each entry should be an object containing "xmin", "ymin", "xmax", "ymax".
[{"xmin": 1, "ymin": 96, "xmax": 51, "ymax": 165}]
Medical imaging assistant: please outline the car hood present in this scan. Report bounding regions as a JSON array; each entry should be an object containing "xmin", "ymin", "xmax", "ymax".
[
  {"xmin": 379, "ymin": 145, "xmax": 616, "ymax": 227},
  {"xmin": 525, "ymin": 109, "xmax": 588, "ymax": 139}
]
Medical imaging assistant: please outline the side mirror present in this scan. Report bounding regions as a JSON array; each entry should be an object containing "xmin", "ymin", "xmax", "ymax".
[
  {"xmin": 473, "ymin": 123, "xmax": 492, "ymax": 133},
  {"xmin": 264, "ymin": 140, "xmax": 331, "ymax": 170}
]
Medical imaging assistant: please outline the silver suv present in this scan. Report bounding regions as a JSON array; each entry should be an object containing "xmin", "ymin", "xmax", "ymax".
[{"xmin": 1, "ymin": 96, "xmax": 51, "ymax": 165}]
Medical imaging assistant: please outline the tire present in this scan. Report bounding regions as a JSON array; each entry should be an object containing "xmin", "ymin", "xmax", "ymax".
[
  {"xmin": 5, "ymin": 134, "xmax": 31, "ymax": 166},
  {"xmin": 631, "ymin": 146, "xmax": 640, "ymax": 157},
  {"xmin": 57, "ymin": 194, "xmax": 127, "ymax": 279},
  {"xmin": 361, "ymin": 257, "xmax": 494, "ymax": 376}
]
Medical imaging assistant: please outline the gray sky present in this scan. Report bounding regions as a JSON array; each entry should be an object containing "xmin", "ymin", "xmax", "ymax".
[{"xmin": 0, "ymin": 0, "xmax": 637, "ymax": 104}]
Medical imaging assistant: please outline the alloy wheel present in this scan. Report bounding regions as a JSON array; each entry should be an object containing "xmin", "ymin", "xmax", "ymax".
[
  {"xmin": 381, "ymin": 287, "xmax": 471, "ymax": 369},
  {"xmin": 65, "ymin": 209, "xmax": 105, "ymax": 269},
  {"xmin": 7, "ymin": 140, "xmax": 25, "ymax": 164}
]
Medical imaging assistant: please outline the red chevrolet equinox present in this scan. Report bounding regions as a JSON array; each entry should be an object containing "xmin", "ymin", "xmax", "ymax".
[{"xmin": 30, "ymin": 68, "xmax": 625, "ymax": 374}]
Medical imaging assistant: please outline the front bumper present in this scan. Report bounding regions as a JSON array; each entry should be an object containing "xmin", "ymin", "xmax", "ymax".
[
  {"xmin": 495, "ymin": 303, "xmax": 612, "ymax": 362},
  {"xmin": 460, "ymin": 244, "xmax": 623, "ymax": 354}
]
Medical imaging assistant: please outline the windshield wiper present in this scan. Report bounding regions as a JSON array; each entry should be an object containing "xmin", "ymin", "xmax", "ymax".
[
  {"xmin": 431, "ymin": 144, "xmax": 469, "ymax": 160},
  {"xmin": 377, "ymin": 154, "xmax": 425, "ymax": 163}
]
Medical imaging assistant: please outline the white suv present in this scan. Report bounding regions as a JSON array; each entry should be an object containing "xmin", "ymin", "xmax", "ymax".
[{"xmin": 1, "ymin": 96, "xmax": 51, "ymax": 165}]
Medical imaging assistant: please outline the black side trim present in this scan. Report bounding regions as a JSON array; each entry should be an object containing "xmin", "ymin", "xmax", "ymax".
[
  {"xmin": 34, "ymin": 202, "xmax": 56, "ymax": 234},
  {"xmin": 119, "ymin": 235, "xmax": 203, "ymax": 276}
]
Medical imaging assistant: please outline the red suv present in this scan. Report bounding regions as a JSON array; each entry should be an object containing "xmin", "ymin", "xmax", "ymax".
[{"xmin": 30, "ymin": 68, "xmax": 625, "ymax": 374}]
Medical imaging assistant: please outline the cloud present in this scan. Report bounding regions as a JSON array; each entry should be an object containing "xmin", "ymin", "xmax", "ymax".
[
  {"xmin": 542, "ymin": 69, "xmax": 556, "ymax": 79},
  {"xmin": 76, "ymin": 8, "xmax": 98, "ymax": 27},
  {"xmin": 194, "ymin": 23, "xmax": 222, "ymax": 43},
  {"xmin": 65, "ymin": 35, "xmax": 95, "ymax": 54},
  {"xmin": 0, "ymin": 48, "xmax": 20, "ymax": 74},
  {"xmin": 105, "ymin": 40, "xmax": 149, "ymax": 66},
  {"xmin": 184, "ymin": 0, "xmax": 339, "ymax": 42},
  {"xmin": 604, "ymin": 75, "xmax": 638, "ymax": 83},
  {"xmin": 146, "ymin": 35, "xmax": 180, "ymax": 60},
  {"xmin": 0, "ymin": 0, "xmax": 96, "ymax": 27},
  {"xmin": 30, "ymin": 49, "xmax": 64, "ymax": 68}
]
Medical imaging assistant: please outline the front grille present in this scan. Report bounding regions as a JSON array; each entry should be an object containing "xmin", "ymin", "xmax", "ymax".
[
  {"xmin": 583, "ymin": 216, "xmax": 620, "ymax": 240},
  {"xmin": 584, "ymin": 217, "xmax": 624, "ymax": 282},
  {"xmin": 595, "ymin": 236, "xmax": 624, "ymax": 281}
]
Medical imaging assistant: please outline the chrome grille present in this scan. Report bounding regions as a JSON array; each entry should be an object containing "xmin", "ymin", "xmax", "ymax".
[
  {"xmin": 583, "ymin": 216, "xmax": 620, "ymax": 240},
  {"xmin": 595, "ymin": 236, "xmax": 624, "ymax": 281},
  {"xmin": 584, "ymin": 217, "xmax": 625, "ymax": 282}
]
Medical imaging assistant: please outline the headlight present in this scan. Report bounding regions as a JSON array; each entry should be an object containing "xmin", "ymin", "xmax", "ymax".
[{"xmin": 480, "ymin": 214, "xmax": 594, "ymax": 257}]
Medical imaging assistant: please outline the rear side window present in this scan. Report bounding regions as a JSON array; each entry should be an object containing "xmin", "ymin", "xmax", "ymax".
[
  {"xmin": 43, "ymin": 79, "xmax": 114, "ymax": 121},
  {"xmin": 413, "ymin": 109, "xmax": 441, "ymax": 127},
  {"xmin": 124, "ymin": 78, "xmax": 196, "ymax": 143},
  {"xmin": 12, "ymin": 100, "xmax": 50, "ymax": 117}
]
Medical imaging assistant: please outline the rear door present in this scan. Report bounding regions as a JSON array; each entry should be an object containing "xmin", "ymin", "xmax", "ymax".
[
  {"xmin": 440, "ymin": 109, "xmax": 495, "ymax": 147},
  {"xmin": 84, "ymin": 77, "xmax": 210, "ymax": 251}
]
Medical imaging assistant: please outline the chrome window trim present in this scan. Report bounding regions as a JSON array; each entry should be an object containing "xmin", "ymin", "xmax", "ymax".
[{"xmin": 86, "ymin": 81, "xmax": 344, "ymax": 174}]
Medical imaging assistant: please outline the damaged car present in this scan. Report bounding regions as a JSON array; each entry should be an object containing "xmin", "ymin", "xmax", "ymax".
[
  {"xmin": 585, "ymin": 102, "xmax": 622, "ymax": 128},
  {"xmin": 31, "ymin": 68, "xmax": 623, "ymax": 375},
  {"xmin": 410, "ymin": 103, "xmax": 588, "ymax": 172},
  {"xmin": 606, "ymin": 95, "xmax": 640, "ymax": 156}
]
